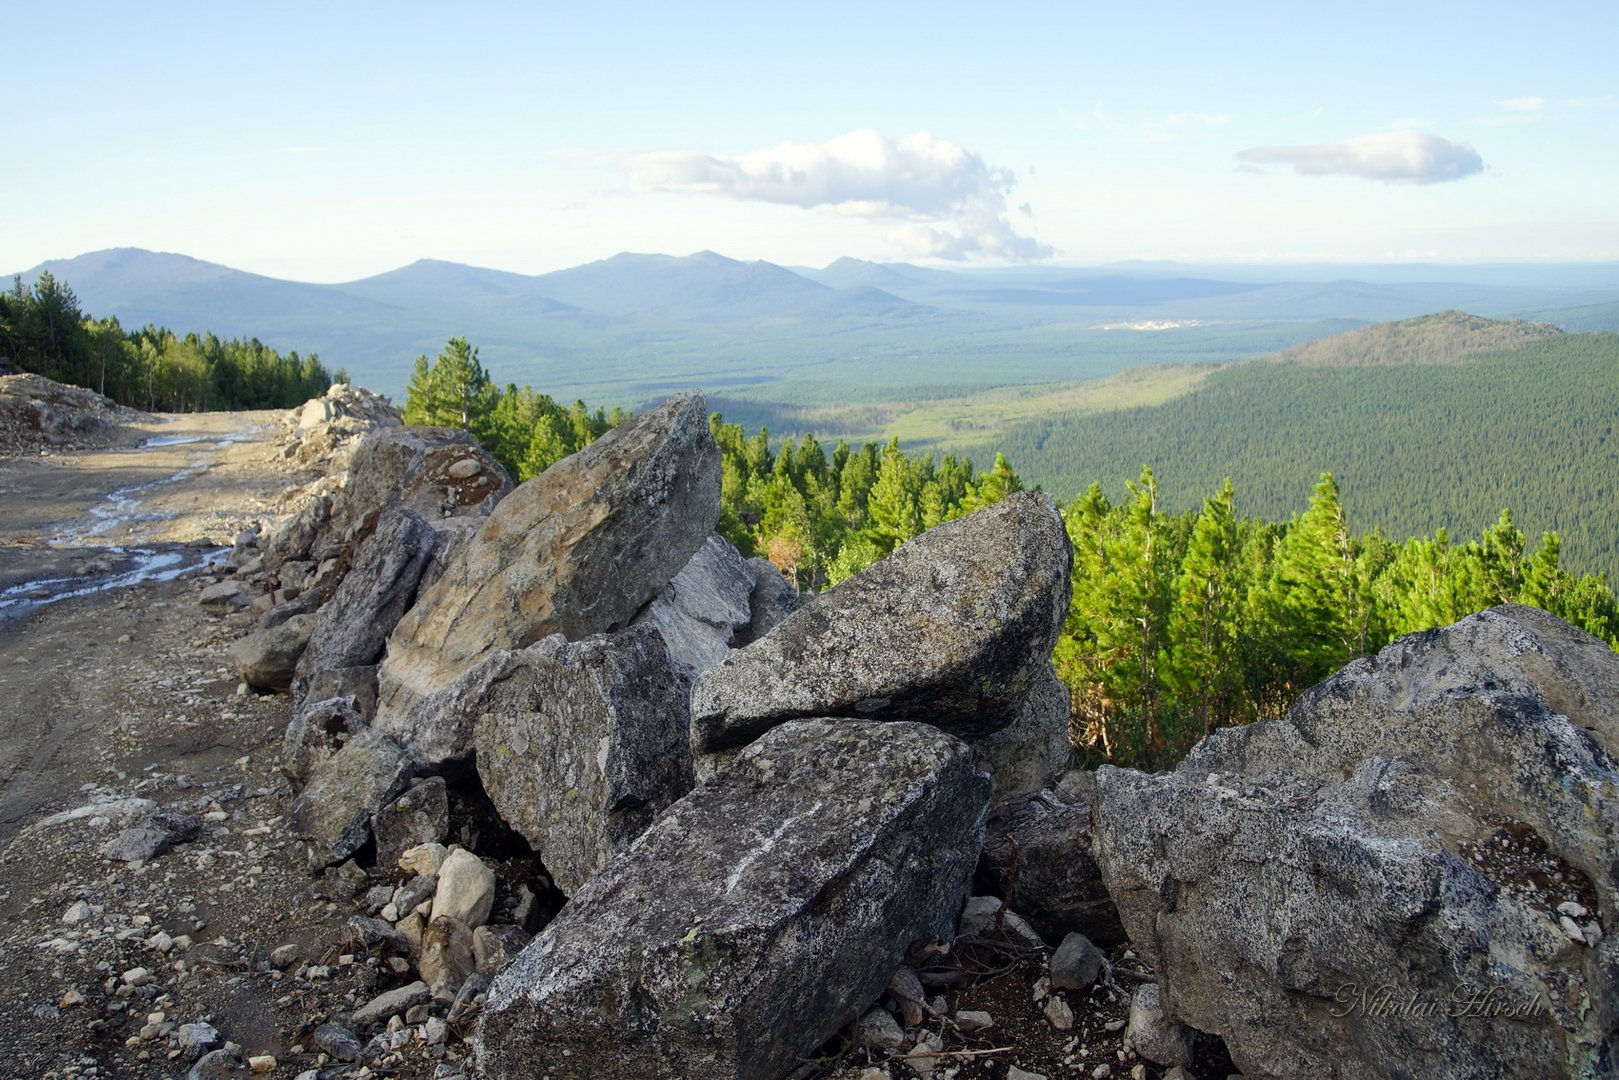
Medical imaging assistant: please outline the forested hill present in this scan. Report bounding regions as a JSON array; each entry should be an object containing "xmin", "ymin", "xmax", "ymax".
[
  {"xmin": 1267, "ymin": 309, "xmax": 1561, "ymax": 366},
  {"xmin": 990, "ymin": 320, "xmax": 1619, "ymax": 579}
]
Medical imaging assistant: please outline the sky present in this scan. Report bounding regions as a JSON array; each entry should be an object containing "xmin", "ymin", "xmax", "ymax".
[{"xmin": 6, "ymin": 1, "xmax": 1618, "ymax": 282}]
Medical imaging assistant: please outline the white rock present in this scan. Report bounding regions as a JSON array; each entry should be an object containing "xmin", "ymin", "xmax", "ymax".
[
  {"xmin": 430, "ymin": 849, "xmax": 496, "ymax": 929},
  {"xmin": 62, "ymin": 900, "xmax": 93, "ymax": 925},
  {"xmin": 1044, "ymin": 995, "xmax": 1075, "ymax": 1030},
  {"xmin": 399, "ymin": 841, "xmax": 449, "ymax": 877}
]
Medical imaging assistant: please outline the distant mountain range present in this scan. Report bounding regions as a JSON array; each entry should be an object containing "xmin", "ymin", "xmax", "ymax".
[{"xmin": 12, "ymin": 247, "xmax": 1619, "ymax": 406}]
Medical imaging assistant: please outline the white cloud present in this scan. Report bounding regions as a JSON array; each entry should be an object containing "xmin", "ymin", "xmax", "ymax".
[
  {"xmin": 1501, "ymin": 96, "xmax": 1547, "ymax": 112},
  {"xmin": 626, "ymin": 129, "xmax": 1050, "ymax": 261},
  {"xmin": 1236, "ymin": 131, "xmax": 1483, "ymax": 185}
]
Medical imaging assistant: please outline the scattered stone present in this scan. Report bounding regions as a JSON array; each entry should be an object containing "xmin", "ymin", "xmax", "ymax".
[
  {"xmin": 173, "ymin": 1021, "xmax": 221, "ymax": 1054},
  {"xmin": 352, "ymin": 980, "xmax": 433, "ymax": 1028},
  {"xmin": 372, "ymin": 776, "xmax": 450, "ymax": 871},
  {"xmin": 347, "ymin": 915, "xmax": 412, "ymax": 954},
  {"xmin": 375, "ymin": 392, "xmax": 720, "ymax": 764},
  {"xmin": 1050, "ymin": 932, "xmax": 1106, "ymax": 991},
  {"xmin": 430, "ymin": 848, "xmax": 496, "ymax": 929},
  {"xmin": 420, "ymin": 916, "xmax": 476, "ymax": 1001},
  {"xmin": 270, "ymin": 944, "xmax": 299, "ymax": 969},
  {"xmin": 629, "ymin": 532, "xmax": 754, "ymax": 676},
  {"xmin": 313, "ymin": 1021, "xmax": 365, "ymax": 1062},
  {"xmin": 473, "ymin": 624, "xmax": 695, "ymax": 893},
  {"xmin": 857, "ymin": 1006, "xmax": 907, "ymax": 1051},
  {"xmin": 186, "ymin": 1048, "xmax": 242, "ymax": 1079},
  {"xmin": 691, "ymin": 490, "xmax": 1071, "ymax": 753},
  {"xmin": 61, "ymin": 899, "xmax": 93, "ymax": 924},
  {"xmin": 1007, "ymin": 1066, "xmax": 1048, "ymax": 1080},
  {"xmin": 476, "ymin": 719, "xmax": 991, "ymax": 1080},
  {"xmin": 292, "ymin": 507, "xmax": 439, "ymax": 703},
  {"xmin": 981, "ymin": 773, "xmax": 1125, "ymax": 946},
  {"xmin": 226, "ymin": 612, "xmax": 317, "ymax": 692},
  {"xmin": 905, "ymin": 1031, "xmax": 946, "ymax": 1078}
]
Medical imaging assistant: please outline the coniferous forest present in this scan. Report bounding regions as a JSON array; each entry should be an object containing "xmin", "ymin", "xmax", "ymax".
[
  {"xmin": 0, "ymin": 273, "xmax": 339, "ymax": 411},
  {"xmin": 406, "ymin": 337, "xmax": 1619, "ymax": 772}
]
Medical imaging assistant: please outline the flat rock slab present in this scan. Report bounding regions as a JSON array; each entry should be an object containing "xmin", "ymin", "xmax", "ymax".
[
  {"xmin": 374, "ymin": 391, "xmax": 719, "ymax": 764},
  {"xmin": 691, "ymin": 490, "xmax": 1071, "ymax": 753},
  {"xmin": 1094, "ymin": 605, "xmax": 1619, "ymax": 1080},
  {"xmin": 476, "ymin": 718, "xmax": 991, "ymax": 1080},
  {"xmin": 630, "ymin": 533, "xmax": 755, "ymax": 677},
  {"xmin": 474, "ymin": 623, "xmax": 695, "ymax": 894}
]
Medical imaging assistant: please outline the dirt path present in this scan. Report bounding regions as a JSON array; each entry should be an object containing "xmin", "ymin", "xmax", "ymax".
[{"xmin": 0, "ymin": 412, "xmax": 481, "ymax": 1079}]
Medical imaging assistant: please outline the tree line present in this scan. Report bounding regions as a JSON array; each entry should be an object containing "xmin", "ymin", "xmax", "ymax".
[
  {"xmin": 987, "ymin": 331, "xmax": 1619, "ymax": 581},
  {"xmin": 409, "ymin": 338, "xmax": 1619, "ymax": 772},
  {"xmin": 0, "ymin": 273, "xmax": 339, "ymax": 411}
]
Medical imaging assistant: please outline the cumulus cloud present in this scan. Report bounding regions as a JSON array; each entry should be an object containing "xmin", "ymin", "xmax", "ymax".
[
  {"xmin": 1236, "ymin": 131, "xmax": 1483, "ymax": 184},
  {"xmin": 627, "ymin": 129, "xmax": 1050, "ymax": 261}
]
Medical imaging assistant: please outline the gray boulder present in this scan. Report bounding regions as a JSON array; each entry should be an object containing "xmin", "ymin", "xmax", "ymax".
[
  {"xmin": 102, "ymin": 808, "xmax": 203, "ymax": 863},
  {"xmin": 374, "ymin": 392, "xmax": 719, "ymax": 761},
  {"xmin": 980, "ymin": 771, "xmax": 1124, "ymax": 946},
  {"xmin": 226, "ymin": 613, "xmax": 317, "ymax": 692},
  {"xmin": 965, "ymin": 660, "xmax": 1071, "ymax": 799},
  {"xmin": 372, "ymin": 777, "xmax": 450, "ymax": 871},
  {"xmin": 292, "ymin": 507, "xmax": 438, "ymax": 705},
  {"xmin": 736, "ymin": 557, "xmax": 799, "ymax": 647},
  {"xmin": 473, "ymin": 623, "xmax": 695, "ymax": 893},
  {"xmin": 476, "ymin": 718, "xmax": 990, "ymax": 1080},
  {"xmin": 630, "ymin": 533, "xmax": 754, "ymax": 677},
  {"xmin": 288, "ymin": 729, "xmax": 417, "ymax": 871},
  {"xmin": 690, "ymin": 490, "xmax": 1071, "ymax": 754},
  {"xmin": 280, "ymin": 694, "xmax": 367, "ymax": 789},
  {"xmin": 1094, "ymin": 605, "xmax": 1619, "ymax": 1080}
]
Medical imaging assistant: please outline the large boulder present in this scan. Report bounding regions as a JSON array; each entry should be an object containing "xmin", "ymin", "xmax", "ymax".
[
  {"xmin": 630, "ymin": 533, "xmax": 755, "ymax": 677},
  {"xmin": 475, "ymin": 719, "xmax": 990, "ymax": 1080},
  {"xmin": 226, "ymin": 613, "xmax": 317, "ymax": 692},
  {"xmin": 691, "ymin": 490, "xmax": 1071, "ymax": 754},
  {"xmin": 473, "ymin": 623, "xmax": 695, "ymax": 894},
  {"xmin": 1093, "ymin": 605, "xmax": 1619, "ymax": 1080},
  {"xmin": 374, "ymin": 392, "xmax": 719, "ymax": 762},
  {"xmin": 262, "ymin": 425, "xmax": 509, "ymax": 580},
  {"xmin": 292, "ymin": 507, "xmax": 438, "ymax": 706}
]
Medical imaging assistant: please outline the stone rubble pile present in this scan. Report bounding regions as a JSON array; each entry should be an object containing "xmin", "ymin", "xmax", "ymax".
[{"xmin": 215, "ymin": 385, "xmax": 1617, "ymax": 1080}]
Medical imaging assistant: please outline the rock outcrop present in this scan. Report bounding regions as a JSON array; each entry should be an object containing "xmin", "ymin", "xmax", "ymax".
[
  {"xmin": 476, "ymin": 719, "xmax": 991, "ymax": 1080},
  {"xmin": 690, "ymin": 491, "xmax": 1071, "ymax": 754},
  {"xmin": 288, "ymin": 730, "xmax": 417, "ymax": 871},
  {"xmin": 1093, "ymin": 605, "xmax": 1619, "ymax": 1080},
  {"xmin": 473, "ymin": 623, "xmax": 695, "ymax": 894},
  {"xmin": 373, "ymin": 392, "xmax": 719, "ymax": 765}
]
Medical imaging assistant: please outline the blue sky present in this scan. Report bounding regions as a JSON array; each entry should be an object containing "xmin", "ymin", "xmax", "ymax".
[{"xmin": 6, "ymin": 1, "xmax": 1616, "ymax": 280}]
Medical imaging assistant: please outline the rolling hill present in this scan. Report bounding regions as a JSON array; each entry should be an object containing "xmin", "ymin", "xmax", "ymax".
[{"xmin": 974, "ymin": 315, "xmax": 1619, "ymax": 578}]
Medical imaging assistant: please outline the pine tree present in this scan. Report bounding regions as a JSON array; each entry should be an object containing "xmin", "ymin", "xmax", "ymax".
[{"xmin": 1160, "ymin": 478, "xmax": 1244, "ymax": 752}]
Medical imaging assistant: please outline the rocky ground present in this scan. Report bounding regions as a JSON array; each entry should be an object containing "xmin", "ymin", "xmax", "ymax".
[{"xmin": 0, "ymin": 390, "xmax": 1233, "ymax": 1080}]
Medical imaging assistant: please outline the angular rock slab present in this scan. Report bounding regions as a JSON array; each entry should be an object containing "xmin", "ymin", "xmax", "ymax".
[
  {"xmin": 966, "ymin": 660, "xmax": 1072, "ymax": 799},
  {"xmin": 1094, "ymin": 605, "xmax": 1619, "ymax": 1080},
  {"xmin": 293, "ymin": 507, "xmax": 438, "ymax": 705},
  {"xmin": 630, "ymin": 533, "xmax": 755, "ymax": 677},
  {"xmin": 227, "ymin": 613, "xmax": 316, "ymax": 692},
  {"xmin": 476, "ymin": 719, "xmax": 991, "ymax": 1080},
  {"xmin": 691, "ymin": 490, "xmax": 1071, "ymax": 753},
  {"xmin": 289, "ymin": 729, "xmax": 417, "ymax": 871},
  {"xmin": 375, "ymin": 392, "xmax": 719, "ymax": 755},
  {"xmin": 474, "ymin": 623, "xmax": 695, "ymax": 894}
]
